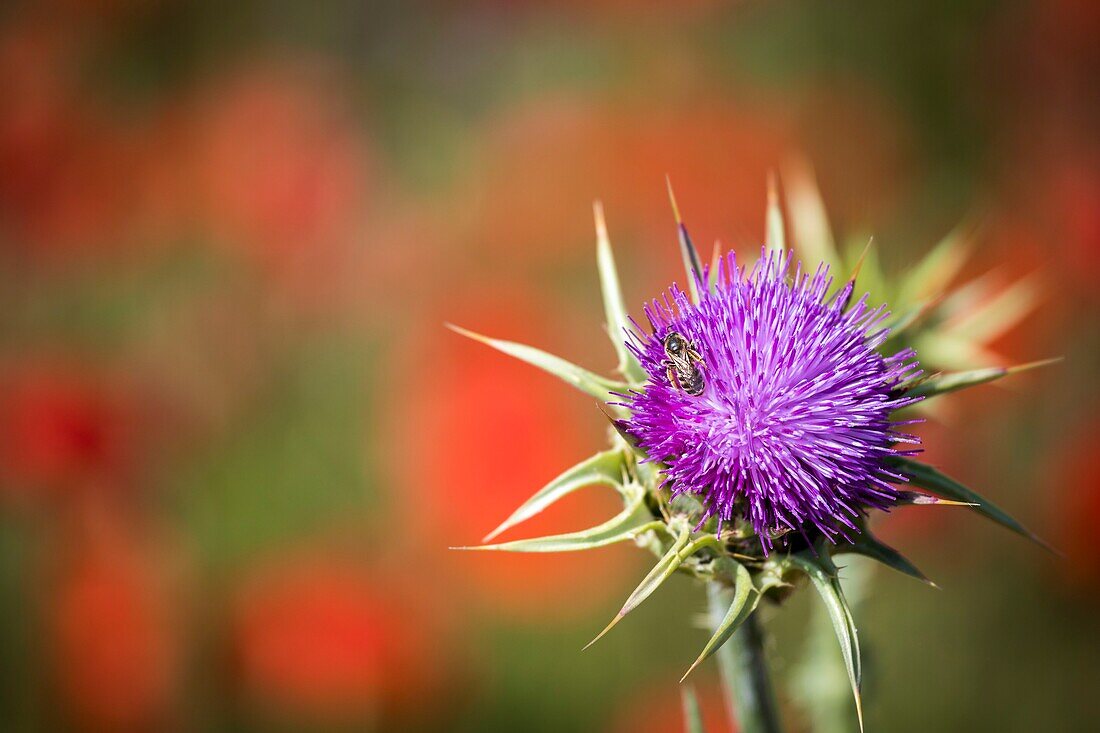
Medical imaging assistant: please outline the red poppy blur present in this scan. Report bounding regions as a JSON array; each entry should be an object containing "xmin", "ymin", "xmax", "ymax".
[
  {"xmin": 1027, "ymin": 0, "xmax": 1100, "ymax": 92},
  {"xmin": 997, "ymin": 0, "xmax": 1100, "ymax": 295},
  {"xmin": 233, "ymin": 555, "xmax": 443, "ymax": 723},
  {"xmin": 0, "ymin": 361, "xmax": 136, "ymax": 501},
  {"xmin": 1043, "ymin": 159, "xmax": 1100, "ymax": 288},
  {"xmin": 0, "ymin": 23, "xmax": 142, "ymax": 261},
  {"xmin": 390, "ymin": 291, "xmax": 636, "ymax": 621},
  {"xmin": 1053, "ymin": 419, "xmax": 1100, "ymax": 591},
  {"xmin": 187, "ymin": 63, "xmax": 372, "ymax": 280},
  {"xmin": 48, "ymin": 501, "xmax": 179, "ymax": 730}
]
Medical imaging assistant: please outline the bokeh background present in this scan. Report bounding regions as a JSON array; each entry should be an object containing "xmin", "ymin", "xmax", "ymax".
[{"xmin": 1, "ymin": 1, "xmax": 1097, "ymax": 731}]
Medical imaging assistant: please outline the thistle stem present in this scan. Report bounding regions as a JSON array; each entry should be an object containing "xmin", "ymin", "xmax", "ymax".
[{"xmin": 708, "ymin": 582, "xmax": 783, "ymax": 733}]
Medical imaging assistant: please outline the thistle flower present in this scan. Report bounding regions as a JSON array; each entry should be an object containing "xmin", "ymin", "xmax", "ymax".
[
  {"xmin": 622, "ymin": 251, "xmax": 922, "ymax": 551},
  {"xmin": 451, "ymin": 173, "xmax": 1053, "ymax": 733}
]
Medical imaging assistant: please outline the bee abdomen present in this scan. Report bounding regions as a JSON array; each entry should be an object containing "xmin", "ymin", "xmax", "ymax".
[{"xmin": 681, "ymin": 369, "xmax": 705, "ymax": 396}]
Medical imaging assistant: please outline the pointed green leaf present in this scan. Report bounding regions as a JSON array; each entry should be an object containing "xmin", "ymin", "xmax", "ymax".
[
  {"xmin": 905, "ymin": 358, "xmax": 1061, "ymax": 400},
  {"xmin": 602, "ymin": 410, "xmax": 646, "ymax": 456},
  {"xmin": 889, "ymin": 457, "xmax": 1051, "ymax": 550},
  {"xmin": 454, "ymin": 496, "xmax": 660, "ymax": 553},
  {"xmin": 681, "ymin": 561, "xmax": 760, "ymax": 681},
  {"xmin": 681, "ymin": 685, "xmax": 708, "ymax": 733},
  {"xmin": 765, "ymin": 172, "xmax": 786, "ymax": 254},
  {"xmin": 680, "ymin": 230, "xmax": 702, "ymax": 305},
  {"xmin": 894, "ymin": 490, "xmax": 976, "ymax": 507},
  {"xmin": 842, "ymin": 533, "xmax": 934, "ymax": 586},
  {"xmin": 585, "ymin": 525, "xmax": 696, "ymax": 648},
  {"xmin": 943, "ymin": 274, "xmax": 1041, "ymax": 345},
  {"xmin": 447, "ymin": 324, "xmax": 627, "ymax": 401},
  {"xmin": 594, "ymin": 202, "xmax": 646, "ymax": 384},
  {"xmin": 667, "ymin": 176, "xmax": 703, "ymax": 304},
  {"xmin": 845, "ymin": 235, "xmax": 885, "ymax": 307},
  {"xmin": 898, "ymin": 222, "xmax": 972, "ymax": 304},
  {"xmin": 790, "ymin": 551, "xmax": 863, "ymax": 733},
  {"xmin": 783, "ymin": 158, "xmax": 841, "ymax": 277},
  {"xmin": 483, "ymin": 448, "xmax": 627, "ymax": 542}
]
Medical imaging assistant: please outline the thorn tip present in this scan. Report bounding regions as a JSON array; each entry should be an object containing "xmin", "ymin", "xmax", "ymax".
[
  {"xmin": 849, "ymin": 237, "xmax": 874, "ymax": 283},
  {"xmin": 665, "ymin": 175, "xmax": 683, "ymax": 224},
  {"xmin": 583, "ymin": 613, "xmax": 624, "ymax": 650},
  {"xmin": 679, "ymin": 659, "xmax": 703, "ymax": 684},
  {"xmin": 593, "ymin": 200, "xmax": 608, "ymax": 241}
]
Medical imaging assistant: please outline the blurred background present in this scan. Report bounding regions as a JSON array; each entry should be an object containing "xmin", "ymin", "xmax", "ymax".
[{"xmin": 0, "ymin": 1, "xmax": 1097, "ymax": 731}]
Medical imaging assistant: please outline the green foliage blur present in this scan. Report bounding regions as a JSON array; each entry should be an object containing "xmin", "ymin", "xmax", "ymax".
[{"xmin": 0, "ymin": 1, "xmax": 1096, "ymax": 731}]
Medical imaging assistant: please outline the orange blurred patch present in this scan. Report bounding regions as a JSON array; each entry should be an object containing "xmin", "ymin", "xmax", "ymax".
[
  {"xmin": 465, "ymin": 95, "xmax": 794, "ymax": 278},
  {"xmin": 607, "ymin": 681, "xmax": 735, "ymax": 733},
  {"xmin": 463, "ymin": 86, "xmax": 911, "ymax": 288},
  {"xmin": 48, "ymin": 501, "xmax": 180, "ymax": 731},
  {"xmin": 792, "ymin": 81, "xmax": 914, "ymax": 230},
  {"xmin": 390, "ymin": 291, "xmax": 635, "ymax": 621},
  {"xmin": 233, "ymin": 554, "xmax": 445, "ymax": 724}
]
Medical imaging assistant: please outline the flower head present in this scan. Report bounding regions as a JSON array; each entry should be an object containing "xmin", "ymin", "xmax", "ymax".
[{"xmin": 623, "ymin": 250, "xmax": 922, "ymax": 550}]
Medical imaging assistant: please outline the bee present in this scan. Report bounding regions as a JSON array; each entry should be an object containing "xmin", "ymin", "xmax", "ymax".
[{"xmin": 662, "ymin": 330, "xmax": 705, "ymax": 396}]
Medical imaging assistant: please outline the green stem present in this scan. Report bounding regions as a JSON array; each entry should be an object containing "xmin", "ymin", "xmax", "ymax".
[{"xmin": 708, "ymin": 582, "xmax": 783, "ymax": 733}]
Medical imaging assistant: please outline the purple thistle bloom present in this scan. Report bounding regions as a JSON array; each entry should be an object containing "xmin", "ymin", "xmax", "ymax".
[{"xmin": 622, "ymin": 249, "xmax": 923, "ymax": 551}]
